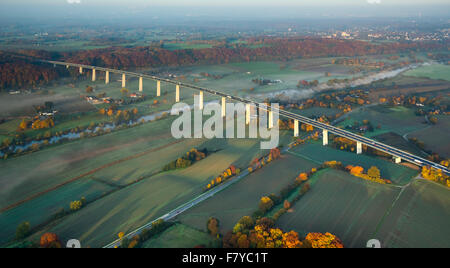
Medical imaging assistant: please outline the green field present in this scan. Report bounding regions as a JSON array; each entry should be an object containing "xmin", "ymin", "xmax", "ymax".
[
  {"xmin": 277, "ymin": 169, "xmax": 402, "ymax": 248},
  {"xmin": 291, "ymin": 107, "xmax": 341, "ymax": 118},
  {"xmin": 408, "ymin": 115, "xmax": 450, "ymax": 158},
  {"xmin": 404, "ymin": 64, "xmax": 450, "ymax": 82},
  {"xmin": 289, "ymin": 142, "xmax": 418, "ymax": 185},
  {"xmin": 338, "ymin": 105, "xmax": 429, "ymax": 138},
  {"xmin": 141, "ymin": 223, "xmax": 220, "ymax": 248},
  {"xmin": 376, "ymin": 179, "xmax": 450, "ymax": 248},
  {"xmin": 178, "ymin": 154, "xmax": 318, "ymax": 233},
  {"xmin": 0, "ymin": 178, "xmax": 115, "ymax": 245},
  {"xmin": 373, "ymin": 132, "xmax": 426, "ymax": 157}
]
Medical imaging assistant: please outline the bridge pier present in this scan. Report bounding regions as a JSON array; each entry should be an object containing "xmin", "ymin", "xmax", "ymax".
[
  {"xmin": 357, "ymin": 142, "xmax": 363, "ymax": 155},
  {"xmin": 246, "ymin": 104, "xmax": 251, "ymax": 124},
  {"xmin": 294, "ymin": 120, "xmax": 299, "ymax": 137},
  {"xmin": 122, "ymin": 74, "xmax": 126, "ymax": 88},
  {"xmin": 394, "ymin": 157, "xmax": 402, "ymax": 164},
  {"xmin": 268, "ymin": 111, "xmax": 274, "ymax": 129},
  {"xmin": 105, "ymin": 71, "xmax": 110, "ymax": 84},
  {"xmin": 92, "ymin": 69, "xmax": 96, "ymax": 82},
  {"xmin": 222, "ymin": 97, "xmax": 227, "ymax": 118},
  {"xmin": 139, "ymin": 77, "xmax": 143, "ymax": 92},
  {"xmin": 176, "ymin": 85, "xmax": 180, "ymax": 102},
  {"xmin": 199, "ymin": 91, "xmax": 204, "ymax": 110},
  {"xmin": 157, "ymin": 81, "xmax": 161, "ymax": 97},
  {"xmin": 323, "ymin": 130, "xmax": 329, "ymax": 146},
  {"xmin": 79, "ymin": 67, "xmax": 83, "ymax": 74}
]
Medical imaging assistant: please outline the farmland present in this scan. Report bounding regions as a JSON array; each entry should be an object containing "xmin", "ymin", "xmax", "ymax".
[
  {"xmin": 337, "ymin": 105, "xmax": 429, "ymax": 138},
  {"xmin": 376, "ymin": 179, "xmax": 450, "ymax": 248},
  {"xmin": 178, "ymin": 154, "xmax": 318, "ymax": 233},
  {"xmin": 408, "ymin": 115, "xmax": 450, "ymax": 158},
  {"xmin": 141, "ymin": 223, "xmax": 220, "ymax": 248},
  {"xmin": 276, "ymin": 168, "xmax": 402, "ymax": 248}
]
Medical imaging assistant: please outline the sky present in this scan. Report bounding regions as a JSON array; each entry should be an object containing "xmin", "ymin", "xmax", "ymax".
[
  {"xmin": 0, "ymin": 0, "xmax": 449, "ymax": 22},
  {"xmin": 2, "ymin": 0, "xmax": 450, "ymax": 5}
]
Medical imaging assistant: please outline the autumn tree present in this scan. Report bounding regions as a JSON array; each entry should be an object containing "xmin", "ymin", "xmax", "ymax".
[
  {"xmin": 299, "ymin": 183, "xmax": 311, "ymax": 195},
  {"xmin": 304, "ymin": 232, "xmax": 344, "ymax": 248},
  {"xmin": 368, "ymin": 166, "xmax": 381, "ymax": 180},
  {"xmin": 297, "ymin": 173, "xmax": 308, "ymax": 182},
  {"xmin": 237, "ymin": 216, "xmax": 254, "ymax": 230},
  {"xmin": 259, "ymin": 196, "xmax": 274, "ymax": 213},
  {"xmin": 207, "ymin": 217, "xmax": 220, "ymax": 237},
  {"xmin": 18, "ymin": 119, "xmax": 28, "ymax": 131},
  {"xmin": 284, "ymin": 200, "xmax": 291, "ymax": 209},
  {"xmin": 70, "ymin": 200, "xmax": 83, "ymax": 211},
  {"xmin": 283, "ymin": 231, "xmax": 303, "ymax": 248},
  {"xmin": 237, "ymin": 234, "xmax": 250, "ymax": 248},
  {"xmin": 40, "ymin": 233, "xmax": 62, "ymax": 248},
  {"xmin": 120, "ymin": 88, "xmax": 129, "ymax": 96},
  {"xmin": 348, "ymin": 165, "xmax": 364, "ymax": 176}
]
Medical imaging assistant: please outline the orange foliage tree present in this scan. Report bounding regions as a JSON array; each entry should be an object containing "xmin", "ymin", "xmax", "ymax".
[
  {"xmin": 40, "ymin": 233, "xmax": 62, "ymax": 248},
  {"xmin": 304, "ymin": 232, "xmax": 344, "ymax": 248}
]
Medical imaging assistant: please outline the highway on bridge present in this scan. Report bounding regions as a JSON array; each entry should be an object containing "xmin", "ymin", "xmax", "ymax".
[{"xmin": 44, "ymin": 60, "xmax": 450, "ymax": 176}]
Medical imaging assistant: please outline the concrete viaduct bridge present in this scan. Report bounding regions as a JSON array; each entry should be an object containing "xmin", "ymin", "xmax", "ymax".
[{"xmin": 44, "ymin": 60, "xmax": 450, "ymax": 176}]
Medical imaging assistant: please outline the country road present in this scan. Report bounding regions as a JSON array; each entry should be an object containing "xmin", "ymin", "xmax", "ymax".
[{"xmin": 104, "ymin": 163, "xmax": 253, "ymax": 248}]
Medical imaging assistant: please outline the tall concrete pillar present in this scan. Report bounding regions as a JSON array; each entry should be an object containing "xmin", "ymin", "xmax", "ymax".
[
  {"xmin": 79, "ymin": 67, "xmax": 83, "ymax": 74},
  {"xmin": 139, "ymin": 77, "xmax": 143, "ymax": 92},
  {"xmin": 246, "ymin": 104, "xmax": 251, "ymax": 124},
  {"xmin": 294, "ymin": 120, "xmax": 299, "ymax": 137},
  {"xmin": 199, "ymin": 91, "xmax": 204, "ymax": 110},
  {"xmin": 323, "ymin": 130, "xmax": 329, "ymax": 146},
  {"xmin": 176, "ymin": 85, "xmax": 180, "ymax": 102},
  {"xmin": 105, "ymin": 71, "xmax": 110, "ymax": 84},
  {"xmin": 222, "ymin": 97, "xmax": 227, "ymax": 118},
  {"xmin": 157, "ymin": 81, "xmax": 161, "ymax": 97},
  {"xmin": 92, "ymin": 69, "xmax": 96, "ymax": 82},
  {"xmin": 122, "ymin": 74, "xmax": 126, "ymax": 88},
  {"xmin": 357, "ymin": 142, "xmax": 363, "ymax": 155},
  {"xmin": 268, "ymin": 110, "xmax": 274, "ymax": 129},
  {"xmin": 394, "ymin": 157, "xmax": 402, "ymax": 164}
]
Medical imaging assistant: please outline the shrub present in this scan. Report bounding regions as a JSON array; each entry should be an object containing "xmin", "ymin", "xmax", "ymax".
[{"xmin": 15, "ymin": 222, "xmax": 31, "ymax": 240}]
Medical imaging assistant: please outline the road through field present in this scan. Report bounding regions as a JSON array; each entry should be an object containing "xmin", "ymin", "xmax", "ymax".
[{"xmin": 103, "ymin": 166, "xmax": 252, "ymax": 248}]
